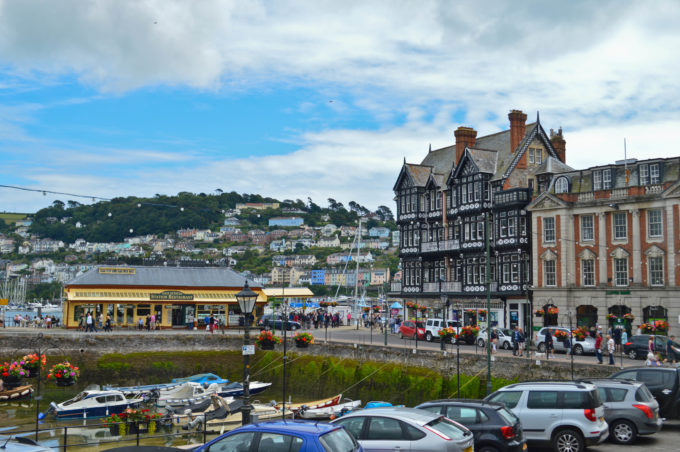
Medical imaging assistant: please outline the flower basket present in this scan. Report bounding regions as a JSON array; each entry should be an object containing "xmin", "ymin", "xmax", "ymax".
[
  {"xmin": 547, "ymin": 307, "xmax": 559, "ymax": 315},
  {"xmin": 418, "ymin": 306, "xmax": 427, "ymax": 313},
  {"xmin": 465, "ymin": 309, "xmax": 476, "ymax": 314},
  {"xmin": 362, "ymin": 307, "xmax": 371, "ymax": 313},
  {"xmin": 459, "ymin": 325, "xmax": 479, "ymax": 341},
  {"xmin": 255, "ymin": 330, "xmax": 281, "ymax": 350},
  {"xmin": 534, "ymin": 309, "xmax": 544, "ymax": 317},
  {"xmin": 654, "ymin": 320, "xmax": 669, "ymax": 333},
  {"xmin": 554, "ymin": 330, "xmax": 569, "ymax": 342},
  {"xmin": 1, "ymin": 361, "xmax": 29, "ymax": 386},
  {"xmin": 572, "ymin": 327, "xmax": 588, "ymax": 341},
  {"xmin": 21, "ymin": 354, "xmax": 46, "ymax": 377},
  {"xmin": 319, "ymin": 301, "xmax": 329, "ymax": 308},
  {"xmin": 623, "ymin": 313, "xmax": 635, "ymax": 321},
  {"xmin": 47, "ymin": 362, "xmax": 79, "ymax": 384},
  {"xmin": 641, "ymin": 323, "xmax": 655, "ymax": 334},
  {"xmin": 477, "ymin": 309, "xmax": 487, "ymax": 316},
  {"xmin": 104, "ymin": 409, "xmax": 161, "ymax": 436},
  {"xmin": 406, "ymin": 301, "xmax": 415, "ymax": 309},
  {"xmin": 438, "ymin": 327, "xmax": 457, "ymax": 343},
  {"xmin": 372, "ymin": 305, "xmax": 381, "ymax": 313},
  {"xmin": 331, "ymin": 301, "xmax": 338, "ymax": 307},
  {"xmin": 293, "ymin": 332, "xmax": 314, "ymax": 348},
  {"xmin": 606, "ymin": 314, "xmax": 617, "ymax": 321}
]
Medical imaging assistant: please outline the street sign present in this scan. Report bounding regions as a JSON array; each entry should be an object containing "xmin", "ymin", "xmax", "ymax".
[
  {"xmin": 0, "ymin": 299, "xmax": 8, "ymax": 305},
  {"xmin": 242, "ymin": 345, "xmax": 255, "ymax": 355}
]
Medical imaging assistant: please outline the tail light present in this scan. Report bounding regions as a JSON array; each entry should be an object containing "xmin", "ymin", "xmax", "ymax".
[
  {"xmin": 625, "ymin": 342, "xmax": 633, "ymax": 347},
  {"xmin": 633, "ymin": 404, "xmax": 654, "ymax": 419},
  {"xmin": 500, "ymin": 426, "xmax": 515, "ymax": 440},
  {"xmin": 584, "ymin": 408, "xmax": 597, "ymax": 422}
]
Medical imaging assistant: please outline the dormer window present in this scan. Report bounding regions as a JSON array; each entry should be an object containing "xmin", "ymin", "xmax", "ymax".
[{"xmin": 554, "ymin": 177, "xmax": 569, "ymax": 194}]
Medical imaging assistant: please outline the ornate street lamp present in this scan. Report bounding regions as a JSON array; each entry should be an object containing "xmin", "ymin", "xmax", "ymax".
[{"xmin": 236, "ymin": 281, "xmax": 258, "ymax": 425}]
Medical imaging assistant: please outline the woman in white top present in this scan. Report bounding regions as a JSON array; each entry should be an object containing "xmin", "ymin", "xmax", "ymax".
[{"xmin": 607, "ymin": 335, "xmax": 615, "ymax": 365}]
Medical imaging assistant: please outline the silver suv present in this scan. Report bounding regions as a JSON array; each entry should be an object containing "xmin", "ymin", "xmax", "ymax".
[
  {"xmin": 535, "ymin": 326, "xmax": 596, "ymax": 355},
  {"xmin": 485, "ymin": 381, "xmax": 608, "ymax": 452}
]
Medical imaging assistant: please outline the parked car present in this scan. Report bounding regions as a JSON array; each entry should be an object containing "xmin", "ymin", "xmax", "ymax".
[
  {"xmin": 578, "ymin": 378, "xmax": 661, "ymax": 444},
  {"xmin": 416, "ymin": 399, "xmax": 527, "ymax": 452},
  {"xmin": 534, "ymin": 326, "xmax": 596, "ymax": 355},
  {"xmin": 398, "ymin": 320, "xmax": 425, "ymax": 340},
  {"xmin": 485, "ymin": 381, "xmax": 608, "ymax": 452},
  {"xmin": 623, "ymin": 334, "xmax": 679, "ymax": 361},
  {"xmin": 424, "ymin": 318, "xmax": 460, "ymax": 342},
  {"xmin": 194, "ymin": 419, "xmax": 362, "ymax": 452},
  {"xmin": 330, "ymin": 406, "xmax": 474, "ymax": 452},
  {"xmin": 257, "ymin": 314, "xmax": 301, "ymax": 331},
  {"xmin": 609, "ymin": 366, "xmax": 680, "ymax": 419},
  {"xmin": 477, "ymin": 328, "xmax": 514, "ymax": 350}
]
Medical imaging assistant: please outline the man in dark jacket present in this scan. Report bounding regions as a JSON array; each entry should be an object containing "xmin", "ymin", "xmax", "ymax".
[{"xmin": 544, "ymin": 328, "xmax": 554, "ymax": 359}]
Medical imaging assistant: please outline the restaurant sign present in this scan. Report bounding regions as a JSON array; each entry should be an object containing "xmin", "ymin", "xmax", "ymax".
[{"xmin": 150, "ymin": 291, "xmax": 194, "ymax": 301}]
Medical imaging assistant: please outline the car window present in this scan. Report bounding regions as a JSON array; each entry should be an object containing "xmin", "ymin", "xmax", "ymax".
[
  {"xmin": 418, "ymin": 405, "xmax": 443, "ymax": 415},
  {"xmin": 635, "ymin": 385, "xmax": 654, "ymax": 402},
  {"xmin": 613, "ymin": 370, "xmax": 638, "ymax": 381},
  {"xmin": 257, "ymin": 433, "xmax": 303, "ymax": 452},
  {"xmin": 446, "ymin": 406, "xmax": 479, "ymax": 424},
  {"xmin": 527, "ymin": 391, "xmax": 558, "ymax": 409},
  {"xmin": 596, "ymin": 387, "xmax": 607, "ymax": 402},
  {"xmin": 403, "ymin": 422, "xmax": 426, "ymax": 440},
  {"xmin": 366, "ymin": 417, "xmax": 405, "ymax": 440},
  {"xmin": 207, "ymin": 432, "xmax": 256, "ymax": 452},
  {"xmin": 639, "ymin": 370, "xmax": 665, "ymax": 386},
  {"xmin": 333, "ymin": 417, "xmax": 365, "ymax": 440},
  {"xmin": 319, "ymin": 429, "xmax": 360, "ymax": 452},
  {"xmin": 607, "ymin": 388, "xmax": 628, "ymax": 402},
  {"xmin": 496, "ymin": 407, "xmax": 518, "ymax": 425},
  {"xmin": 487, "ymin": 391, "xmax": 522, "ymax": 409},
  {"xmin": 415, "ymin": 322, "xmax": 424, "ymax": 328},
  {"xmin": 425, "ymin": 417, "xmax": 469, "ymax": 439},
  {"xmin": 561, "ymin": 391, "xmax": 590, "ymax": 409}
]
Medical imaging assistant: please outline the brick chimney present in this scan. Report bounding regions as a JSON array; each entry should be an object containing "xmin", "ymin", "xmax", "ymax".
[
  {"xmin": 550, "ymin": 128, "xmax": 566, "ymax": 163},
  {"xmin": 454, "ymin": 127, "xmax": 477, "ymax": 164},
  {"xmin": 508, "ymin": 109, "xmax": 527, "ymax": 152}
]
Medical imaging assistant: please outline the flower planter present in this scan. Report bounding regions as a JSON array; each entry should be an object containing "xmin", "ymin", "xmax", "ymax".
[
  {"xmin": 3, "ymin": 376, "xmax": 21, "ymax": 389},
  {"xmin": 56, "ymin": 376, "xmax": 75, "ymax": 387},
  {"xmin": 295, "ymin": 341, "xmax": 309, "ymax": 348},
  {"xmin": 109, "ymin": 422, "xmax": 149, "ymax": 436},
  {"xmin": 259, "ymin": 343, "xmax": 275, "ymax": 350},
  {"xmin": 23, "ymin": 367, "xmax": 39, "ymax": 378}
]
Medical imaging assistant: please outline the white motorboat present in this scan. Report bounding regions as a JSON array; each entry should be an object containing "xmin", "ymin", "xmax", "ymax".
[
  {"xmin": 153, "ymin": 382, "xmax": 221, "ymax": 408},
  {"xmin": 298, "ymin": 399, "xmax": 362, "ymax": 419},
  {"xmin": 216, "ymin": 381, "xmax": 272, "ymax": 398},
  {"xmin": 46, "ymin": 390, "xmax": 143, "ymax": 419}
]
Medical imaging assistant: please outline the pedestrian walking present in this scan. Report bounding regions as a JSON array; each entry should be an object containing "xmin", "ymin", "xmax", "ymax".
[
  {"xmin": 595, "ymin": 333, "xmax": 603, "ymax": 364},
  {"xmin": 150, "ymin": 313, "xmax": 156, "ymax": 331},
  {"xmin": 544, "ymin": 328, "xmax": 553, "ymax": 360},
  {"xmin": 490, "ymin": 327, "xmax": 499, "ymax": 354},
  {"xmin": 666, "ymin": 335, "xmax": 678, "ymax": 364},
  {"xmin": 607, "ymin": 334, "xmax": 615, "ymax": 365},
  {"xmin": 85, "ymin": 312, "xmax": 94, "ymax": 333},
  {"xmin": 104, "ymin": 315, "xmax": 112, "ymax": 332},
  {"xmin": 512, "ymin": 326, "xmax": 520, "ymax": 356},
  {"xmin": 347, "ymin": 312, "xmax": 351, "ymax": 326},
  {"xmin": 518, "ymin": 327, "xmax": 525, "ymax": 356},
  {"xmin": 614, "ymin": 326, "xmax": 622, "ymax": 353},
  {"xmin": 621, "ymin": 329, "xmax": 628, "ymax": 348},
  {"xmin": 209, "ymin": 314, "xmax": 215, "ymax": 334}
]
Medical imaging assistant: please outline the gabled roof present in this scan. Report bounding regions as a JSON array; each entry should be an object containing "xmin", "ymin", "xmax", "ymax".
[
  {"xmin": 393, "ymin": 163, "xmax": 434, "ymax": 191},
  {"xmin": 421, "ymin": 145, "xmax": 456, "ymax": 175},
  {"xmin": 66, "ymin": 266, "xmax": 262, "ymax": 289}
]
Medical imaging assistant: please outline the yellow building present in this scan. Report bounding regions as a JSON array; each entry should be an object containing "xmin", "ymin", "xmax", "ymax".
[{"xmin": 64, "ymin": 266, "xmax": 266, "ymax": 329}]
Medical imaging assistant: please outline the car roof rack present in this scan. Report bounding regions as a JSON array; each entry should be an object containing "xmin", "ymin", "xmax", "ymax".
[{"xmin": 505, "ymin": 381, "xmax": 587, "ymax": 389}]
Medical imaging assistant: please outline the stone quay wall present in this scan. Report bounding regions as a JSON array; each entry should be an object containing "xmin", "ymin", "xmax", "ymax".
[{"xmin": 0, "ymin": 331, "xmax": 614, "ymax": 382}]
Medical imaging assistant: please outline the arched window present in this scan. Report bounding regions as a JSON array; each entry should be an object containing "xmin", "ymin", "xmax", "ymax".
[{"xmin": 555, "ymin": 177, "xmax": 569, "ymax": 193}]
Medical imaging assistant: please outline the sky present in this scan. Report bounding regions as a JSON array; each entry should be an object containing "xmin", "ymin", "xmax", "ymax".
[{"xmin": 1, "ymin": 0, "xmax": 680, "ymax": 214}]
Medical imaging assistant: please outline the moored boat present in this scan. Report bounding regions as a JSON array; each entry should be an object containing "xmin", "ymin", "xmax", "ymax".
[
  {"xmin": 46, "ymin": 390, "xmax": 143, "ymax": 419},
  {"xmin": 0, "ymin": 385, "xmax": 33, "ymax": 402},
  {"xmin": 298, "ymin": 399, "xmax": 362, "ymax": 419},
  {"xmin": 216, "ymin": 381, "xmax": 272, "ymax": 398}
]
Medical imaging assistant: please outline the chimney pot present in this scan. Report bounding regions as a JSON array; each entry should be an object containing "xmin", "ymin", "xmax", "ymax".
[
  {"xmin": 508, "ymin": 109, "xmax": 527, "ymax": 152},
  {"xmin": 454, "ymin": 127, "xmax": 477, "ymax": 165}
]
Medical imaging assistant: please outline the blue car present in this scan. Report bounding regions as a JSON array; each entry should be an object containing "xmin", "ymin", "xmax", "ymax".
[
  {"xmin": 171, "ymin": 373, "xmax": 229, "ymax": 386},
  {"xmin": 194, "ymin": 420, "xmax": 362, "ymax": 452}
]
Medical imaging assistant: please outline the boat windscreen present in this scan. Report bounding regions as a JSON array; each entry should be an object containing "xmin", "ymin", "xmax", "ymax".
[{"xmin": 62, "ymin": 392, "xmax": 88, "ymax": 406}]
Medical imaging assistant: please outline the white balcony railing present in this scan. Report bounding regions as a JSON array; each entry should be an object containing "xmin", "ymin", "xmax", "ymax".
[
  {"xmin": 390, "ymin": 282, "xmax": 402, "ymax": 292},
  {"xmin": 421, "ymin": 242, "xmax": 439, "ymax": 252},
  {"xmin": 440, "ymin": 239, "xmax": 460, "ymax": 251},
  {"xmin": 578, "ymin": 192, "xmax": 594, "ymax": 202},
  {"xmin": 610, "ymin": 188, "xmax": 628, "ymax": 199},
  {"xmin": 423, "ymin": 282, "xmax": 439, "ymax": 293}
]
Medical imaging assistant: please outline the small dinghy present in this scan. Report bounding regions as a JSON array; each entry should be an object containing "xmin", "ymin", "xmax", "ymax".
[
  {"xmin": 46, "ymin": 389, "xmax": 143, "ymax": 419},
  {"xmin": 0, "ymin": 385, "xmax": 33, "ymax": 402}
]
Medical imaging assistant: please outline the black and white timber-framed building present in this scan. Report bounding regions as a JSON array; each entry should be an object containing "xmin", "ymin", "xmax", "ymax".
[{"xmin": 391, "ymin": 109, "xmax": 571, "ymax": 330}]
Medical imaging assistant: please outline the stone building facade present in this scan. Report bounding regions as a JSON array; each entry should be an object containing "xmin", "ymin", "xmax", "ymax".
[{"xmin": 528, "ymin": 157, "xmax": 680, "ymax": 335}]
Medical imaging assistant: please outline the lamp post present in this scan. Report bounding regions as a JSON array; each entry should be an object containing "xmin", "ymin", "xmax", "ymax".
[
  {"xmin": 485, "ymin": 211, "xmax": 492, "ymax": 396},
  {"xmin": 456, "ymin": 301, "xmax": 461, "ymax": 396},
  {"xmin": 568, "ymin": 311, "xmax": 574, "ymax": 381},
  {"xmin": 440, "ymin": 294, "xmax": 447, "ymax": 351},
  {"xmin": 236, "ymin": 281, "xmax": 258, "ymax": 425}
]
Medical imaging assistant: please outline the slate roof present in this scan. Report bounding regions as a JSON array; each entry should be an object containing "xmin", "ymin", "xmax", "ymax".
[
  {"xmin": 535, "ymin": 156, "xmax": 574, "ymax": 175},
  {"xmin": 468, "ymin": 149, "xmax": 499, "ymax": 174},
  {"xmin": 405, "ymin": 163, "xmax": 434, "ymax": 187},
  {"xmin": 421, "ymin": 145, "xmax": 456, "ymax": 175},
  {"xmin": 66, "ymin": 266, "xmax": 262, "ymax": 289}
]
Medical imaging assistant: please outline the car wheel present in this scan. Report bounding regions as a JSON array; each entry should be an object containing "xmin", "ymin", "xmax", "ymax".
[
  {"xmin": 553, "ymin": 429, "xmax": 584, "ymax": 452},
  {"xmin": 537, "ymin": 342, "xmax": 546, "ymax": 353},
  {"xmin": 610, "ymin": 419, "xmax": 637, "ymax": 445},
  {"xmin": 572, "ymin": 344, "xmax": 584, "ymax": 355},
  {"xmin": 477, "ymin": 338, "xmax": 485, "ymax": 348},
  {"xmin": 628, "ymin": 349, "xmax": 638, "ymax": 360},
  {"xmin": 426, "ymin": 332, "xmax": 433, "ymax": 342},
  {"xmin": 502, "ymin": 341, "xmax": 511, "ymax": 350},
  {"xmin": 478, "ymin": 446, "xmax": 500, "ymax": 452}
]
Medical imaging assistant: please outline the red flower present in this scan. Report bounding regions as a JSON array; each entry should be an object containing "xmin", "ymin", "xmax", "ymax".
[{"xmin": 1, "ymin": 372, "xmax": 7, "ymax": 377}]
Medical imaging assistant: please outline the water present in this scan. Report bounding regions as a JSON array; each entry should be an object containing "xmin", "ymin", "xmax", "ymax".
[{"xmin": 2, "ymin": 309, "xmax": 63, "ymax": 327}]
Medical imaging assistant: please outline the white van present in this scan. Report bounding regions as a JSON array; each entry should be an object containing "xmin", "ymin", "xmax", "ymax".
[{"xmin": 424, "ymin": 318, "xmax": 460, "ymax": 342}]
